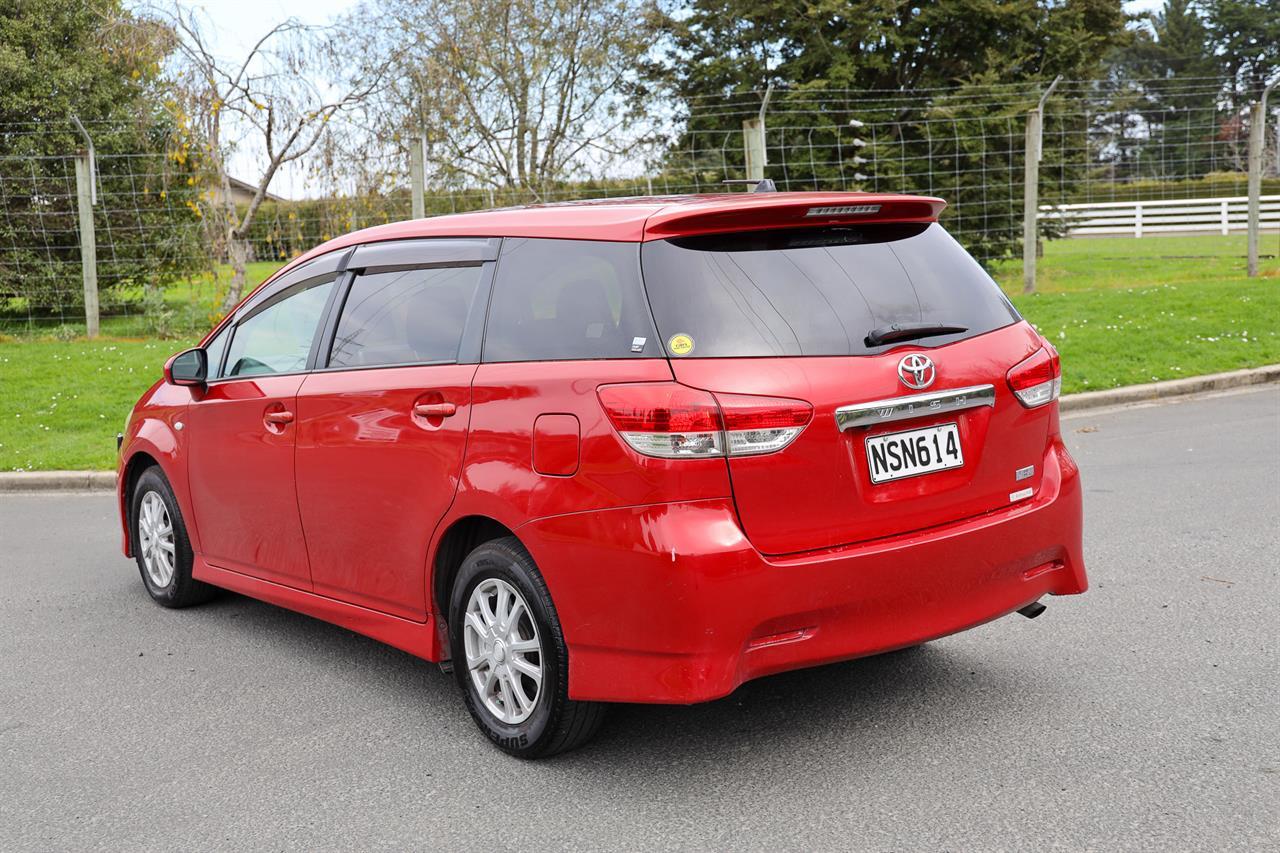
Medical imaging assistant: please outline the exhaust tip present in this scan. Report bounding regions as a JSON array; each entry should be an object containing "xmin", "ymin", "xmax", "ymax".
[{"xmin": 1017, "ymin": 601, "xmax": 1047, "ymax": 620}]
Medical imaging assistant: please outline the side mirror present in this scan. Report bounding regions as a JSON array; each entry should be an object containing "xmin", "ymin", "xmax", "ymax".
[{"xmin": 164, "ymin": 347, "xmax": 208, "ymax": 386}]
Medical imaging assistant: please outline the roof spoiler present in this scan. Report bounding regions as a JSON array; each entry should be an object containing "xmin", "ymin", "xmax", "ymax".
[{"xmin": 644, "ymin": 195, "xmax": 946, "ymax": 240}]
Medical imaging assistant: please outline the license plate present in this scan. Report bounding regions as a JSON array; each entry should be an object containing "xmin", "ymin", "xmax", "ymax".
[{"xmin": 865, "ymin": 423, "xmax": 963, "ymax": 484}]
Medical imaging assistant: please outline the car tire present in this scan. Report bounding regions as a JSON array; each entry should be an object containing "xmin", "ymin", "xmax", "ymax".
[
  {"xmin": 130, "ymin": 466, "xmax": 217, "ymax": 608},
  {"xmin": 449, "ymin": 536, "xmax": 605, "ymax": 758}
]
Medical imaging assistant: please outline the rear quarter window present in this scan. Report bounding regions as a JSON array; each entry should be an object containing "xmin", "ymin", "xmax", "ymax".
[
  {"xmin": 483, "ymin": 238, "xmax": 658, "ymax": 362},
  {"xmin": 640, "ymin": 223, "xmax": 1018, "ymax": 358}
]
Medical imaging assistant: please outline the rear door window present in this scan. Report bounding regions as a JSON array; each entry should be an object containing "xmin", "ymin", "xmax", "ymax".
[
  {"xmin": 328, "ymin": 265, "xmax": 484, "ymax": 368},
  {"xmin": 483, "ymin": 238, "xmax": 658, "ymax": 362},
  {"xmin": 640, "ymin": 223, "xmax": 1018, "ymax": 358}
]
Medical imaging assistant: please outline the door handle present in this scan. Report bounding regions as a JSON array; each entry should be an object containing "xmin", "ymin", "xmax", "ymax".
[
  {"xmin": 264, "ymin": 410, "xmax": 295, "ymax": 425},
  {"xmin": 413, "ymin": 402, "xmax": 457, "ymax": 418}
]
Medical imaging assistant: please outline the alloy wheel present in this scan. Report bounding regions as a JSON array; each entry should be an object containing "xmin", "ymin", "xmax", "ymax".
[
  {"xmin": 137, "ymin": 490, "xmax": 176, "ymax": 589},
  {"xmin": 462, "ymin": 577, "xmax": 543, "ymax": 724}
]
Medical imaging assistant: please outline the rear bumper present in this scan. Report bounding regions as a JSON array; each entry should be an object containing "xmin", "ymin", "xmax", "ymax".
[{"xmin": 519, "ymin": 438, "xmax": 1086, "ymax": 704}]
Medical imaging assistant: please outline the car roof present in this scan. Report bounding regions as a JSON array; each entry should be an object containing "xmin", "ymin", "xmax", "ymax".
[{"xmin": 276, "ymin": 191, "xmax": 945, "ymax": 279}]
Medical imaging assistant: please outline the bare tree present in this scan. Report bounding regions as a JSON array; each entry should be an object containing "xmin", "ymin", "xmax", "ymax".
[
  {"xmin": 354, "ymin": 0, "xmax": 657, "ymax": 194},
  {"xmin": 158, "ymin": 5, "xmax": 385, "ymax": 311}
]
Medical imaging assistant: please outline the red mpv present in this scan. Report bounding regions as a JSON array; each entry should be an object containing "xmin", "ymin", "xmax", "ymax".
[{"xmin": 117, "ymin": 192, "xmax": 1086, "ymax": 757}]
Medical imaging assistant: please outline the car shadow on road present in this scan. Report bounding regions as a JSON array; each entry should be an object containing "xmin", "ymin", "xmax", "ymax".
[
  {"xmin": 192, "ymin": 589, "xmax": 1032, "ymax": 774},
  {"xmin": 561, "ymin": 644, "xmax": 1023, "ymax": 774}
]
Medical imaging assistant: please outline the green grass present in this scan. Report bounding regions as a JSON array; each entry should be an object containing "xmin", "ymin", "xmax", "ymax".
[
  {"xmin": 993, "ymin": 233, "xmax": 1280, "ymax": 394},
  {"xmin": 0, "ymin": 338, "xmax": 193, "ymax": 471},
  {"xmin": 0, "ymin": 261, "xmax": 283, "ymax": 471},
  {"xmin": 991, "ymin": 232, "xmax": 1280, "ymax": 294},
  {"xmin": 0, "ymin": 235, "xmax": 1277, "ymax": 471},
  {"xmin": 1011, "ymin": 280, "xmax": 1279, "ymax": 394}
]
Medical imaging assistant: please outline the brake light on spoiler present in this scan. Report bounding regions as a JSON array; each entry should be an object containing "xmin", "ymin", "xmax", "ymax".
[
  {"xmin": 598, "ymin": 383, "xmax": 813, "ymax": 459},
  {"xmin": 642, "ymin": 194, "xmax": 946, "ymax": 239},
  {"xmin": 805, "ymin": 204, "xmax": 881, "ymax": 217}
]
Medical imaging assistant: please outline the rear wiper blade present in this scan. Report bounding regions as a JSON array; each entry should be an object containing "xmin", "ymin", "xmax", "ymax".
[{"xmin": 864, "ymin": 322, "xmax": 968, "ymax": 348}]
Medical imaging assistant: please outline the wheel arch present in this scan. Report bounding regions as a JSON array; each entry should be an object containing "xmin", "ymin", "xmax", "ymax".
[
  {"xmin": 431, "ymin": 515, "xmax": 517, "ymax": 653},
  {"xmin": 119, "ymin": 450, "xmax": 161, "ymax": 557}
]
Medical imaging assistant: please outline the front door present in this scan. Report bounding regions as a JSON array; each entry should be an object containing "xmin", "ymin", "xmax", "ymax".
[
  {"xmin": 186, "ymin": 276, "xmax": 336, "ymax": 588},
  {"xmin": 294, "ymin": 261, "xmax": 487, "ymax": 619}
]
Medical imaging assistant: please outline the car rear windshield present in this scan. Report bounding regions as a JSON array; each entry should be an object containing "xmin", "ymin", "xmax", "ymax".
[{"xmin": 639, "ymin": 223, "xmax": 1019, "ymax": 358}]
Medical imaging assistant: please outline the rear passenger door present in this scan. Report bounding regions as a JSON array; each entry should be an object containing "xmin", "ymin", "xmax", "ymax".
[{"xmin": 293, "ymin": 239, "xmax": 496, "ymax": 620}]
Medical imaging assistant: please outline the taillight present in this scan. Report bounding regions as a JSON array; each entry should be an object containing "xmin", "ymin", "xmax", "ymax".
[
  {"xmin": 717, "ymin": 393, "xmax": 813, "ymax": 456},
  {"xmin": 597, "ymin": 383, "xmax": 812, "ymax": 459},
  {"xmin": 1007, "ymin": 344, "xmax": 1062, "ymax": 408},
  {"xmin": 597, "ymin": 383, "xmax": 724, "ymax": 458}
]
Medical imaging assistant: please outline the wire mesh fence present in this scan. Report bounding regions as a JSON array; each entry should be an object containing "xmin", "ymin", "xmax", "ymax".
[
  {"xmin": 2, "ymin": 77, "xmax": 1277, "ymax": 336},
  {"xmin": 0, "ymin": 119, "xmax": 207, "ymax": 336}
]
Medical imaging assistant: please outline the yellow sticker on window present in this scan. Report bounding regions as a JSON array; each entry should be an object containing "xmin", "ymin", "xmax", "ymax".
[{"xmin": 668, "ymin": 333, "xmax": 695, "ymax": 356}]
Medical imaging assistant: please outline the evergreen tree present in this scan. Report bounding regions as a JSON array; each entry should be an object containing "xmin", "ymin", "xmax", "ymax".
[
  {"xmin": 1110, "ymin": 0, "xmax": 1219, "ymax": 180},
  {"xmin": 1202, "ymin": 0, "xmax": 1279, "ymax": 102}
]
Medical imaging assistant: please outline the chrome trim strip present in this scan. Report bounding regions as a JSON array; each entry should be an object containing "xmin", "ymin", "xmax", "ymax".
[{"xmin": 834, "ymin": 384, "xmax": 996, "ymax": 431}]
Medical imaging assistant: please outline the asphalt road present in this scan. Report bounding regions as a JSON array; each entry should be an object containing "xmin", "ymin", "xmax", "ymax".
[{"xmin": 2, "ymin": 387, "xmax": 1277, "ymax": 851}]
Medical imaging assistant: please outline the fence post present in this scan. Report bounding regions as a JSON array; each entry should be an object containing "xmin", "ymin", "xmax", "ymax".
[
  {"xmin": 1221, "ymin": 199, "xmax": 1229, "ymax": 235},
  {"xmin": 1022, "ymin": 109, "xmax": 1040, "ymax": 293},
  {"xmin": 409, "ymin": 134, "xmax": 425, "ymax": 220},
  {"xmin": 1135, "ymin": 202, "xmax": 1143, "ymax": 239},
  {"xmin": 71, "ymin": 116, "xmax": 99, "ymax": 338},
  {"xmin": 1023, "ymin": 76, "xmax": 1060, "ymax": 295},
  {"xmin": 742, "ymin": 83, "xmax": 773, "ymax": 182},
  {"xmin": 1248, "ymin": 79, "xmax": 1276, "ymax": 277}
]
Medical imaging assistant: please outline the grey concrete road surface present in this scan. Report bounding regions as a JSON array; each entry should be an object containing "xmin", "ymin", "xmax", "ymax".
[{"xmin": 2, "ymin": 387, "xmax": 1277, "ymax": 851}]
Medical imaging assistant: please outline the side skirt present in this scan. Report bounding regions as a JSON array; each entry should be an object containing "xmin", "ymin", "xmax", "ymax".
[{"xmin": 194, "ymin": 556, "xmax": 439, "ymax": 662}]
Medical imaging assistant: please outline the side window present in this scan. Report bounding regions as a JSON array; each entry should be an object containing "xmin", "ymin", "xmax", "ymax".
[
  {"xmin": 483, "ymin": 238, "xmax": 657, "ymax": 362},
  {"xmin": 202, "ymin": 321, "xmax": 232, "ymax": 379},
  {"xmin": 223, "ymin": 278, "xmax": 335, "ymax": 378},
  {"xmin": 328, "ymin": 265, "xmax": 483, "ymax": 368}
]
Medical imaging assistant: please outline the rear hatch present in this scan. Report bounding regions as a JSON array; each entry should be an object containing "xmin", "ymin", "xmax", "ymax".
[{"xmin": 640, "ymin": 222, "xmax": 1057, "ymax": 555}]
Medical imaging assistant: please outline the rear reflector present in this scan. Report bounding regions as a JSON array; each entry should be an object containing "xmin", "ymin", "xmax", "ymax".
[
  {"xmin": 1007, "ymin": 344, "xmax": 1062, "ymax": 408},
  {"xmin": 598, "ymin": 383, "xmax": 812, "ymax": 459}
]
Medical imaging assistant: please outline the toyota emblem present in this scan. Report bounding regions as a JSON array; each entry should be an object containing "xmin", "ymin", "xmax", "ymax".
[{"xmin": 897, "ymin": 353, "xmax": 936, "ymax": 390}]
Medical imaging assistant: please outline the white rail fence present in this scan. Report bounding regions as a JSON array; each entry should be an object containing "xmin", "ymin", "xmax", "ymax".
[{"xmin": 1039, "ymin": 195, "xmax": 1280, "ymax": 238}]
